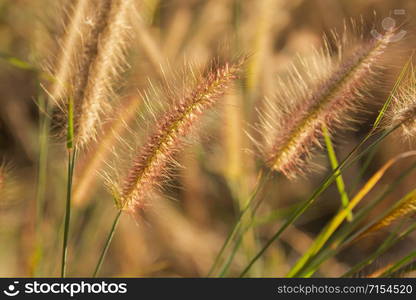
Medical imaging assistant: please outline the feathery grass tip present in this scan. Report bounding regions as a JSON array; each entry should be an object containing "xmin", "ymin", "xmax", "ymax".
[
  {"xmin": 388, "ymin": 67, "xmax": 416, "ymax": 140},
  {"xmin": 256, "ymin": 23, "xmax": 396, "ymax": 178}
]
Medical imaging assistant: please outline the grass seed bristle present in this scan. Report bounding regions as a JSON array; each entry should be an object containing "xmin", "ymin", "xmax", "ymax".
[
  {"xmin": 113, "ymin": 59, "xmax": 243, "ymax": 212},
  {"xmin": 257, "ymin": 24, "xmax": 395, "ymax": 178}
]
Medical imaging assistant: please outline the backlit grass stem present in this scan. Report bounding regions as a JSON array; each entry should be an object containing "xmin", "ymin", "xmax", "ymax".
[
  {"xmin": 287, "ymin": 151, "xmax": 416, "ymax": 278},
  {"xmin": 93, "ymin": 209, "xmax": 122, "ymax": 277}
]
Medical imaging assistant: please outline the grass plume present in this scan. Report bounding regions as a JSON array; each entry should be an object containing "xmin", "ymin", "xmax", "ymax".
[
  {"xmin": 256, "ymin": 22, "xmax": 396, "ymax": 178},
  {"xmin": 46, "ymin": 0, "xmax": 135, "ymax": 148},
  {"xmin": 0, "ymin": 161, "xmax": 10, "ymax": 199}
]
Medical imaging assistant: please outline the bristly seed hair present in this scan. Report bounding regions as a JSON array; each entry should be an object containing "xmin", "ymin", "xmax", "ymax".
[
  {"xmin": 357, "ymin": 189, "xmax": 416, "ymax": 240},
  {"xmin": 110, "ymin": 59, "xmax": 244, "ymax": 213},
  {"xmin": 45, "ymin": 0, "xmax": 135, "ymax": 148},
  {"xmin": 255, "ymin": 21, "xmax": 397, "ymax": 179},
  {"xmin": 388, "ymin": 67, "xmax": 416, "ymax": 140}
]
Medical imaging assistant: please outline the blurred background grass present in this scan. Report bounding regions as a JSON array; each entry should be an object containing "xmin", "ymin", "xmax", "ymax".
[{"xmin": 1, "ymin": 0, "xmax": 416, "ymax": 277}]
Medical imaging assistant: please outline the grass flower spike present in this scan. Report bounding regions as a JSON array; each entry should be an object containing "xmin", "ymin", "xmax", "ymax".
[
  {"xmin": 257, "ymin": 23, "xmax": 396, "ymax": 178},
  {"xmin": 111, "ymin": 59, "xmax": 243, "ymax": 213},
  {"xmin": 46, "ymin": 0, "xmax": 135, "ymax": 148},
  {"xmin": 388, "ymin": 67, "xmax": 416, "ymax": 139},
  {"xmin": 0, "ymin": 161, "xmax": 14, "ymax": 206}
]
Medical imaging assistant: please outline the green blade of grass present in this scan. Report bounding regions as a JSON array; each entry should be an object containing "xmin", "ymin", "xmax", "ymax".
[
  {"xmin": 295, "ymin": 161, "xmax": 416, "ymax": 277},
  {"xmin": 351, "ymin": 189, "xmax": 416, "ymax": 243},
  {"xmin": 322, "ymin": 124, "xmax": 352, "ymax": 221},
  {"xmin": 350, "ymin": 55, "xmax": 413, "ymax": 191},
  {"xmin": 287, "ymin": 153, "xmax": 410, "ymax": 277},
  {"xmin": 340, "ymin": 223, "xmax": 402, "ymax": 278},
  {"xmin": 32, "ymin": 92, "xmax": 52, "ymax": 276},
  {"xmin": 218, "ymin": 231, "xmax": 245, "ymax": 277},
  {"xmin": 66, "ymin": 98, "xmax": 74, "ymax": 150},
  {"xmin": 60, "ymin": 147, "xmax": 77, "ymax": 277},
  {"xmin": 0, "ymin": 52, "xmax": 36, "ymax": 70}
]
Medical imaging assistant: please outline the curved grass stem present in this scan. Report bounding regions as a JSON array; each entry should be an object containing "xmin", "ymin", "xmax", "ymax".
[
  {"xmin": 93, "ymin": 209, "xmax": 122, "ymax": 277},
  {"xmin": 207, "ymin": 169, "xmax": 269, "ymax": 276}
]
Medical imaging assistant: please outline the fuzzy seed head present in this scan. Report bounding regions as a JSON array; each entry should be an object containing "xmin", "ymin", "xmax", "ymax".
[
  {"xmin": 113, "ymin": 60, "xmax": 243, "ymax": 213},
  {"xmin": 256, "ymin": 24, "xmax": 396, "ymax": 179},
  {"xmin": 388, "ymin": 70, "xmax": 416, "ymax": 139}
]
